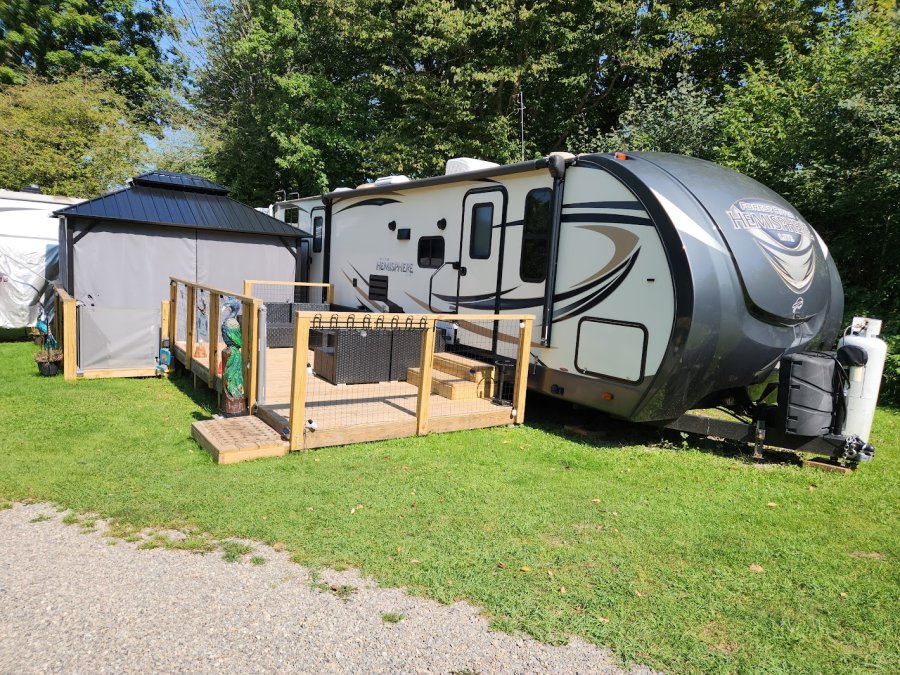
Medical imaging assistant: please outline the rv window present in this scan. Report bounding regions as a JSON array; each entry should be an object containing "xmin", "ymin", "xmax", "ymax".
[
  {"xmin": 519, "ymin": 188, "xmax": 552, "ymax": 282},
  {"xmin": 418, "ymin": 236, "xmax": 445, "ymax": 268},
  {"xmin": 313, "ymin": 215, "xmax": 323, "ymax": 253},
  {"xmin": 284, "ymin": 207, "xmax": 299, "ymax": 225},
  {"xmin": 470, "ymin": 203, "xmax": 493, "ymax": 259}
]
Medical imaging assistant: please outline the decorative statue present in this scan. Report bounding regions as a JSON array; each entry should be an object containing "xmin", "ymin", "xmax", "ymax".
[
  {"xmin": 36, "ymin": 307, "xmax": 57, "ymax": 350},
  {"xmin": 220, "ymin": 297, "xmax": 245, "ymax": 415}
]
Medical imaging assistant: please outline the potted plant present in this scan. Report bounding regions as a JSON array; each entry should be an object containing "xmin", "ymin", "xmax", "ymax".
[{"xmin": 34, "ymin": 349, "xmax": 64, "ymax": 376}]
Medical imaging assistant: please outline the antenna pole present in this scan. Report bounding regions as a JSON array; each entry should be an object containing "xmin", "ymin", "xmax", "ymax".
[{"xmin": 519, "ymin": 90, "xmax": 526, "ymax": 162}]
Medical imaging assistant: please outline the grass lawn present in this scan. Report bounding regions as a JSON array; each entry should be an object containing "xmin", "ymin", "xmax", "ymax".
[{"xmin": 1, "ymin": 341, "xmax": 898, "ymax": 673}]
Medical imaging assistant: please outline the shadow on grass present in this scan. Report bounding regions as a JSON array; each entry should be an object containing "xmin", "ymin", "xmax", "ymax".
[
  {"xmin": 524, "ymin": 391, "xmax": 802, "ymax": 467},
  {"xmin": 166, "ymin": 365, "xmax": 218, "ymax": 420}
]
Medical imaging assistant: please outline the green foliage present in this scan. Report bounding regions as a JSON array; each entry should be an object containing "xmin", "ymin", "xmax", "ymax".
[
  {"xmin": 0, "ymin": 341, "xmax": 898, "ymax": 672},
  {"xmin": 881, "ymin": 334, "xmax": 900, "ymax": 406},
  {"xmin": 592, "ymin": 2, "xmax": 900, "ymax": 324},
  {"xmin": 221, "ymin": 540, "xmax": 253, "ymax": 562},
  {"xmin": 0, "ymin": 75, "xmax": 146, "ymax": 196},
  {"xmin": 0, "ymin": 0, "xmax": 184, "ymax": 128},
  {"xmin": 194, "ymin": 0, "xmax": 832, "ymax": 203}
]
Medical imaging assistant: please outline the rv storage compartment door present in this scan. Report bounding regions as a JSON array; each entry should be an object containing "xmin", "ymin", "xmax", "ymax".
[{"xmin": 575, "ymin": 318, "xmax": 647, "ymax": 383}]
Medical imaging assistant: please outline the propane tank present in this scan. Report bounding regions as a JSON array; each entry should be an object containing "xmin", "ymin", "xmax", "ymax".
[{"xmin": 837, "ymin": 317, "xmax": 887, "ymax": 442}]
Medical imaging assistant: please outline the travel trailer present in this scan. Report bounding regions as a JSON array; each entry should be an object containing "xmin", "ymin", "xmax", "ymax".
[
  {"xmin": 0, "ymin": 188, "xmax": 82, "ymax": 329},
  {"xmin": 270, "ymin": 195, "xmax": 326, "ymax": 288},
  {"xmin": 274, "ymin": 152, "xmax": 884, "ymax": 463}
]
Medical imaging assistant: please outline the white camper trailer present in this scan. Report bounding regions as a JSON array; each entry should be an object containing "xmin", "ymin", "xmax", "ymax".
[
  {"xmin": 274, "ymin": 152, "xmax": 880, "ymax": 463},
  {"xmin": 0, "ymin": 188, "xmax": 82, "ymax": 329},
  {"xmin": 271, "ymin": 195, "xmax": 326, "ymax": 292}
]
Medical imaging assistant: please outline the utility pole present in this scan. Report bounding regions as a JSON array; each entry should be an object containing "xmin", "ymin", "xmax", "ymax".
[{"xmin": 519, "ymin": 90, "xmax": 526, "ymax": 162}]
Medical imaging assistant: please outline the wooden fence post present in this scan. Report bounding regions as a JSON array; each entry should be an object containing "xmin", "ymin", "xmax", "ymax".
[
  {"xmin": 288, "ymin": 314, "xmax": 311, "ymax": 451},
  {"xmin": 185, "ymin": 285, "xmax": 196, "ymax": 371},
  {"xmin": 241, "ymin": 300, "xmax": 251, "ymax": 409},
  {"xmin": 62, "ymin": 295, "xmax": 76, "ymax": 381},
  {"xmin": 512, "ymin": 317, "xmax": 533, "ymax": 424},
  {"xmin": 160, "ymin": 301, "xmax": 169, "ymax": 344},
  {"xmin": 415, "ymin": 321, "xmax": 437, "ymax": 436},
  {"xmin": 168, "ymin": 282, "xmax": 177, "ymax": 348},
  {"xmin": 208, "ymin": 293, "xmax": 219, "ymax": 390},
  {"xmin": 243, "ymin": 280, "xmax": 253, "ymax": 297},
  {"xmin": 246, "ymin": 299, "xmax": 260, "ymax": 411}
]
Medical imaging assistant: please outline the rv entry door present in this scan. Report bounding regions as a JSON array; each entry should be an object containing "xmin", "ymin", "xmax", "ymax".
[{"xmin": 458, "ymin": 188, "xmax": 505, "ymax": 314}]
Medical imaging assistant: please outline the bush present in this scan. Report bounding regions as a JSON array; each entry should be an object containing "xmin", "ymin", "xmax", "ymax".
[{"xmin": 880, "ymin": 334, "xmax": 900, "ymax": 408}]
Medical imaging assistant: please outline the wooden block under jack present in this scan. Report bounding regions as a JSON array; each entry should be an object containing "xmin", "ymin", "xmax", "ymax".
[{"xmin": 803, "ymin": 458, "xmax": 853, "ymax": 475}]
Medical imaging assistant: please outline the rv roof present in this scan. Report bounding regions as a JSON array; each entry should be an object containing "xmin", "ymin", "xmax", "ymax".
[
  {"xmin": 325, "ymin": 156, "xmax": 559, "ymax": 203},
  {"xmin": 0, "ymin": 188, "xmax": 83, "ymax": 206}
]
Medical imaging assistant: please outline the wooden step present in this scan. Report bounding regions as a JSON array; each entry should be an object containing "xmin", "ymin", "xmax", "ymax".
[
  {"xmin": 192, "ymin": 416, "xmax": 289, "ymax": 464},
  {"xmin": 407, "ymin": 367, "xmax": 492, "ymax": 400},
  {"xmin": 432, "ymin": 352, "xmax": 497, "ymax": 383}
]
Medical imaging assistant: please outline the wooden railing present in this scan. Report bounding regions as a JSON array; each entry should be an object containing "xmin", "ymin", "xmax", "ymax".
[
  {"xmin": 168, "ymin": 277, "xmax": 261, "ymax": 411},
  {"xmin": 285, "ymin": 311, "xmax": 533, "ymax": 451},
  {"xmin": 52, "ymin": 282, "xmax": 77, "ymax": 381},
  {"xmin": 243, "ymin": 280, "xmax": 334, "ymax": 305}
]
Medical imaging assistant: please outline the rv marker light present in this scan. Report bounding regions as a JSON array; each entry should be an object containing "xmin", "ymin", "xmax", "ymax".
[
  {"xmin": 614, "ymin": 152, "xmax": 629, "ymax": 160},
  {"xmin": 601, "ymin": 392, "xmax": 614, "ymax": 401}
]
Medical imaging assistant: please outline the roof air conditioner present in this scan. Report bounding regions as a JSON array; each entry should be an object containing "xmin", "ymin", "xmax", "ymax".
[{"xmin": 444, "ymin": 158, "xmax": 500, "ymax": 175}]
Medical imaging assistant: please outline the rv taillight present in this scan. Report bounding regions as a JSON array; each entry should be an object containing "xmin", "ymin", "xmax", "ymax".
[
  {"xmin": 601, "ymin": 392, "xmax": 614, "ymax": 401},
  {"xmin": 614, "ymin": 152, "xmax": 629, "ymax": 160}
]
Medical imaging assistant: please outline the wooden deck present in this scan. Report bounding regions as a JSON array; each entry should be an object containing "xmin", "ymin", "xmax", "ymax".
[
  {"xmin": 258, "ymin": 345, "xmax": 514, "ymax": 450},
  {"xmin": 177, "ymin": 341, "xmax": 517, "ymax": 459}
]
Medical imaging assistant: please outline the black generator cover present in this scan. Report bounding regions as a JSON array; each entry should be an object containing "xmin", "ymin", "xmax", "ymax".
[{"xmin": 778, "ymin": 352, "xmax": 837, "ymax": 437}]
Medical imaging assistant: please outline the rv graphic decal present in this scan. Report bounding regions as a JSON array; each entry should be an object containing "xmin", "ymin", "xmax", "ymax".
[
  {"xmin": 727, "ymin": 199, "xmax": 816, "ymax": 293},
  {"xmin": 333, "ymin": 197, "xmax": 401, "ymax": 214},
  {"xmin": 376, "ymin": 258, "xmax": 414, "ymax": 275}
]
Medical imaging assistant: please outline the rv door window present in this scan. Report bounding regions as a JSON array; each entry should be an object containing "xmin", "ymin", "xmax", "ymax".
[
  {"xmin": 418, "ymin": 236, "xmax": 445, "ymax": 268},
  {"xmin": 520, "ymin": 188, "xmax": 552, "ymax": 283},
  {"xmin": 470, "ymin": 203, "xmax": 493, "ymax": 259},
  {"xmin": 313, "ymin": 215, "xmax": 323, "ymax": 253}
]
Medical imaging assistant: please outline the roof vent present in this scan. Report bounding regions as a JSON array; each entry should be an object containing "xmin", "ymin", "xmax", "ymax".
[
  {"xmin": 444, "ymin": 158, "xmax": 499, "ymax": 175},
  {"xmin": 21, "ymin": 184, "xmax": 42, "ymax": 194},
  {"xmin": 373, "ymin": 175, "xmax": 411, "ymax": 186}
]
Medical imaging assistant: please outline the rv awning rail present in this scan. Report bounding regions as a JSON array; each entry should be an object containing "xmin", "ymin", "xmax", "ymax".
[{"xmin": 324, "ymin": 156, "xmax": 561, "ymax": 203}]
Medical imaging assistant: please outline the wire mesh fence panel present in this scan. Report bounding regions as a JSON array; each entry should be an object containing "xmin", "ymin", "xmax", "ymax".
[
  {"xmin": 175, "ymin": 281, "xmax": 187, "ymax": 346},
  {"xmin": 192, "ymin": 288, "xmax": 211, "ymax": 363},
  {"xmin": 264, "ymin": 311, "xmax": 530, "ymax": 451},
  {"xmin": 425, "ymin": 318, "xmax": 523, "ymax": 422},
  {"xmin": 248, "ymin": 282, "xmax": 330, "ymax": 306}
]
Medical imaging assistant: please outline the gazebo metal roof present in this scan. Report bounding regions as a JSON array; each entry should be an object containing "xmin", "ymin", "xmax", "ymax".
[{"xmin": 55, "ymin": 172, "xmax": 306, "ymax": 238}]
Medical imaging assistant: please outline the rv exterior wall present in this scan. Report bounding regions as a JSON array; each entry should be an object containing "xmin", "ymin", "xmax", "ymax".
[{"xmin": 318, "ymin": 152, "xmax": 845, "ymax": 426}]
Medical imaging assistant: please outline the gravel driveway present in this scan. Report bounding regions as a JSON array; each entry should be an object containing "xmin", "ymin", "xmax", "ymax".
[{"xmin": 0, "ymin": 503, "xmax": 654, "ymax": 674}]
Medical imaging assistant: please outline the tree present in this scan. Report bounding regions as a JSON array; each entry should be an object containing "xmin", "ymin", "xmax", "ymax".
[
  {"xmin": 0, "ymin": 0, "xmax": 185, "ymax": 128},
  {"xmin": 193, "ymin": 0, "xmax": 838, "ymax": 203},
  {"xmin": 590, "ymin": 1, "xmax": 900, "ymax": 320},
  {"xmin": 0, "ymin": 75, "xmax": 147, "ymax": 197}
]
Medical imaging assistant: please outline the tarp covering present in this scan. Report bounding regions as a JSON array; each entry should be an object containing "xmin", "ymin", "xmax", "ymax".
[
  {"xmin": 196, "ymin": 230, "xmax": 296, "ymax": 291},
  {"xmin": 0, "ymin": 192, "xmax": 79, "ymax": 329},
  {"xmin": 72, "ymin": 223, "xmax": 196, "ymax": 370}
]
